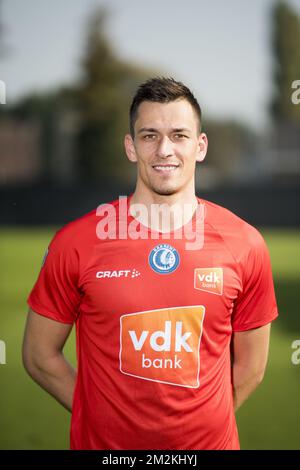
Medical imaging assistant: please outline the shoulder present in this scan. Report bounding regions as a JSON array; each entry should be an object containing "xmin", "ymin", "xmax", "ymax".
[
  {"xmin": 199, "ymin": 197, "xmax": 267, "ymax": 259},
  {"xmin": 50, "ymin": 196, "xmax": 121, "ymax": 251}
]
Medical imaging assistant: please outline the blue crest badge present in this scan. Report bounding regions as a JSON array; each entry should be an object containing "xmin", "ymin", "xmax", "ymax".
[{"xmin": 149, "ymin": 244, "xmax": 180, "ymax": 274}]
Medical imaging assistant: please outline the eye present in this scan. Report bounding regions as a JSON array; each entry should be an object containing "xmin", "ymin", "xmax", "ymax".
[
  {"xmin": 143, "ymin": 134, "xmax": 156, "ymax": 140},
  {"xmin": 174, "ymin": 133, "xmax": 188, "ymax": 139}
]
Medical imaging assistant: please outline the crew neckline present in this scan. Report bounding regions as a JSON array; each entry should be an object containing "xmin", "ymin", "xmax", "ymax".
[{"xmin": 126, "ymin": 193, "xmax": 203, "ymax": 236}]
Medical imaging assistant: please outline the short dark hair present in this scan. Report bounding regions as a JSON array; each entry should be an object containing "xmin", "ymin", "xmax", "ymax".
[{"xmin": 129, "ymin": 77, "xmax": 202, "ymax": 137}]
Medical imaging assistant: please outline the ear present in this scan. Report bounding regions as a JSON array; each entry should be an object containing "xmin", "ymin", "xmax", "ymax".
[
  {"xmin": 124, "ymin": 134, "xmax": 138, "ymax": 163},
  {"xmin": 196, "ymin": 132, "xmax": 208, "ymax": 163}
]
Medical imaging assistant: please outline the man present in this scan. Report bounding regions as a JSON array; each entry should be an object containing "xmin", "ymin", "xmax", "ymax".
[{"xmin": 23, "ymin": 77, "xmax": 278, "ymax": 450}]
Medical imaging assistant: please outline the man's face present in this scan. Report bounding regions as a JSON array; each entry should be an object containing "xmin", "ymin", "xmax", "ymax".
[{"xmin": 124, "ymin": 99, "xmax": 208, "ymax": 196}]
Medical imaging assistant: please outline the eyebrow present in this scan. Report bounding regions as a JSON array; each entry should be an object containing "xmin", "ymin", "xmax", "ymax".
[
  {"xmin": 137, "ymin": 127, "xmax": 192, "ymax": 134},
  {"xmin": 172, "ymin": 128, "xmax": 192, "ymax": 133},
  {"xmin": 137, "ymin": 127, "xmax": 158, "ymax": 134}
]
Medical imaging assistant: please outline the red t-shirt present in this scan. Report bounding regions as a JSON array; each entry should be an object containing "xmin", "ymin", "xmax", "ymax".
[{"xmin": 27, "ymin": 195, "xmax": 278, "ymax": 450}]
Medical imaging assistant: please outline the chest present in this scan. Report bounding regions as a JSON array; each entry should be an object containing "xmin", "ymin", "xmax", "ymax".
[{"xmin": 78, "ymin": 237, "xmax": 242, "ymax": 329}]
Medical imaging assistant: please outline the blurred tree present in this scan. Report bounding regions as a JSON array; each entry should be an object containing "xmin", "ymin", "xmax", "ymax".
[
  {"xmin": 76, "ymin": 7, "xmax": 156, "ymax": 184},
  {"xmin": 10, "ymin": 90, "xmax": 76, "ymax": 183},
  {"xmin": 268, "ymin": 1, "xmax": 300, "ymax": 182},
  {"xmin": 270, "ymin": 0, "xmax": 300, "ymax": 124},
  {"xmin": 0, "ymin": 6, "xmax": 157, "ymax": 187}
]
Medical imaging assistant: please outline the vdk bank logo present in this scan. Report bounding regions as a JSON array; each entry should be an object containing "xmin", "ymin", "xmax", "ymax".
[
  {"xmin": 194, "ymin": 268, "xmax": 223, "ymax": 295},
  {"xmin": 119, "ymin": 305, "xmax": 205, "ymax": 388},
  {"xmin": 0, "ymin": 80, "xmax": 6, "ymax": 105},
  {"xmin": 149, "ymin": 244, "xmax": 180, "ymax": 274}
]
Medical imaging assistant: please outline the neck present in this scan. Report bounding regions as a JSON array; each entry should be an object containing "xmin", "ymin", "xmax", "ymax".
[{"xmin": 129, "ymin": 183, "xmax": 198, "ymax": 233}]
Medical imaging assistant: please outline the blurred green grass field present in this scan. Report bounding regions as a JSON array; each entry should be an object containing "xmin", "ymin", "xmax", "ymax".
[{"xmin": 0, "ymin": 228, "xmax": 300, "ymax": 449}]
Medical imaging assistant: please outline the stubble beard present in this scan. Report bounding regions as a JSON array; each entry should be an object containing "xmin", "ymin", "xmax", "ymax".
[{"xmin": 148, "ymin": 180, "xmax": 180, "ymax": 197}]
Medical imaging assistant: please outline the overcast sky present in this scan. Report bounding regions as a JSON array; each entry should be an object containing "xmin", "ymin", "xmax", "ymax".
[{"xmin": 1, "ymin": 0, "xmax": 300, "ymax": 130}]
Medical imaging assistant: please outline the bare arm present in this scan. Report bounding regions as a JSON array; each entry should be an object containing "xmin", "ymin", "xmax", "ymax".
[
  {"xmin": 22, "ymin": 308, "xmax": 76, "ymax": 412},
  {"xmin": 231, "ymin": 323, "xmax": 271, "ymax": 412}
]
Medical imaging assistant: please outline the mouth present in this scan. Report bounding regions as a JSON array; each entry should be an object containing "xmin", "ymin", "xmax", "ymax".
[{"xmin": 152, "ymin": 164, "xmax": 179, "ymax": 173}]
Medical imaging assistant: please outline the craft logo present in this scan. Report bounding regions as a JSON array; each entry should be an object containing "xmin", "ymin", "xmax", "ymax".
[
  {"xmin": 119, "ymin": 305, "xmax": 205, "ymax": 388},
  {"xmin": 194, "ymin": 268, "xmax": 223, "ymax": 295},
  {"xmin": 96, "ymin": 269, "xmax": 141, "ymax": 279},
  {"xmin": 149, "ymin": 244, "xmax": 180, "ymax": 274}
]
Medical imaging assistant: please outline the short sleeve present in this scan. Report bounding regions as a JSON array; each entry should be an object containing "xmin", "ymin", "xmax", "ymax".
[
  {"xmin": 27, "ymin": 229, "xmax": 81, "ymax": 324},
  {"xmin": 232, "ymin": 230, "xmax": 278, "ymax": 332}
]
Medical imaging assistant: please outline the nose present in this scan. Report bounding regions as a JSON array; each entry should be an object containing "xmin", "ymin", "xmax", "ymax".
[{"xmin": 156, "ymin": 136, "xmax": 174, "ymax": 158}]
